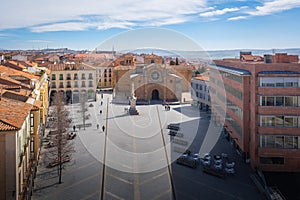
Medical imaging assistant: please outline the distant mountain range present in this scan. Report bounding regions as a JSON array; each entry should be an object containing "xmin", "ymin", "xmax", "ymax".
[
  {"xmin": 121, "ymin": 48, "xmax": 300, "ymax": 60},
  {"xmin": 206, "ymin": 48, "xmax": 300, "ymax": 60}
]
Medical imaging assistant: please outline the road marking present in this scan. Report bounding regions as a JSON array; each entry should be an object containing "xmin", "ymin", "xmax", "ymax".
[
  {"xmin": 156, "ymin": 106, "xmax": 177, "ymax": 200},
  {"xmin": 152, "ymin": 188, "xmax": 172, "ymax": 200},
  {"xmin": 105, "ymin": 191, "xmax": 125, "ymax": 200},
  {"xmin": 133, "ymin": 131, "xmax": 140, "ymax": 200},
  {"xmin": 46, "ymin": 173, "xmax": 100, "ymax": 197},
  {"xmin": 81, "ymin": 190, "xmax": 100, "ymax": 200},
  {"xmin": 139, "ymin": 171, "xmax": 168, "ymax": 185},
  {"xmin": 106, "ymin": 173, "xmax": 133, "ymax": 185}
]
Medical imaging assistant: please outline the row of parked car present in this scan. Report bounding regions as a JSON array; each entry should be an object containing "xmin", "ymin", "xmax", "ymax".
[{"xmin": 176, "ymin": 151, "xmax": 236, "ymax": 177}]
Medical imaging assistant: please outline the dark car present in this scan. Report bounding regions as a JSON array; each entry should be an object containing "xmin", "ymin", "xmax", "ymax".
[{"xmin": 176, "ymin": 150, "xmax": 200, "ymax": 168}]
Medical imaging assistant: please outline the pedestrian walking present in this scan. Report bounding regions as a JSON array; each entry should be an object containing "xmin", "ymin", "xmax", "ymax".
[
  {"xmin": 101, "ymin": 93, "xmax": 103, "ymax": 99},
  {"xmin": 97, "ymin": 124, "xmax": 99, "ymax": 129},
  {"xmin": 102, "ymin": 125, "xmax": 105, "ymax": 132},
  {"xmin": 101, "ymin": 101, "xmax": 103, "ymax": 106},
  {"xmin": 73, "ymin": 125, "xmax": 76, "ymax": 132},
  {"xmin": 100, "ymin": 110, "xmax": 102, "ymax": 115}
]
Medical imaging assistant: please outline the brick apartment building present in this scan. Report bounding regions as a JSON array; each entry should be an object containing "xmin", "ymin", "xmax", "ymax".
[{"xmin": 209, "ymin": 52, "xmax": 300, "ymax": 172}]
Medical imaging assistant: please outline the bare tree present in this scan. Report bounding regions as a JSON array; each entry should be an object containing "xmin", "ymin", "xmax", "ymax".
[
  {"xmin": 45, "ymin": 92, "xmax": 74, "ymax": 184},
  {"xmin": 79, "ymin": 92, "xmax": 88, "ymax": 130}
]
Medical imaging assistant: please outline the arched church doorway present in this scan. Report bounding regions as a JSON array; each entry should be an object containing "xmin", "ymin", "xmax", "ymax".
[{"xmin": 151, "ymin": 89, "xmax": 159, "ymax": 100}]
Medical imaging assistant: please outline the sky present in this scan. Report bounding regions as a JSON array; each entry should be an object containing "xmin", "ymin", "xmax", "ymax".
[{"xmin": 0, "ymin": 0, "xmax": 300, "ymax": 51}]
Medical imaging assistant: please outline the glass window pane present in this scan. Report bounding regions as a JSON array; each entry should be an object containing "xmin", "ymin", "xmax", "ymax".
[
  {"xmin": 294, "ymin": 137, "xmax": 298, "ymax": 149},
  {"xmin": 285, "ymin": 96, "xmax": 298, "ymax": 107},
  {"xmin": 275, "ymin": 116, "xmax": 284, "ymax": 127},
  {"xmin": 266, "ymin": 97, "xmax": 274, "ymax": 106},
  {"xmin": 275, "ymin": 136, "xmax": 284, "ymax": 148},
  {"xmin": 284, "ymin": 136, "xmax": 295, "ymax": 149},
  {"xmin": 275, "ymin": 97, "xmax": 284, "ymax": 106}
]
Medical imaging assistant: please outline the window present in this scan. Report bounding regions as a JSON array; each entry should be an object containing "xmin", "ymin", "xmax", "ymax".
[
  {"xmin": 82, "ymin": 81, "xmax": 86, "ymax": 87},
  {"xmin": 51, "ymin": 74, "xmax": 56, "ymax": 80},
  {"xmin": 275, "ymin": 136, "xmax": 284, "ymax": 148},
  {"xmin": 88, "ymin": 81, "xmax": 93, "ymax": 87},
  {"xmin": 275, "ymin": 97, "xmax": 284, "ymax": 106},
  {"xmin": 260, "ymin": 157, "xmax": 284, "ymax": 165},
  {"xmin": 74, "ymin": 81, "xmax": 78, "ymax": 88},
  {"xmin": 260, "ymin": 115, "xmax": 299, "ymax": 127},
  {"xmin": 81, "ymin": 73, "xmax": 86, "ymax": 80},
  {"xmin": 285, "ymin": 96, "xmax": 298, "ymax": 107},
  {"xmin": 74, "ymin": 73, "xmax": 78, "ymax": 80},
  {"xmin": 260, "ymin": 135, "xmax": 299, "ymax": 149},
  {"xmin": 260, "ymin": 135, "xmax": 275, "ymax": 148},
  {"xmin": 67, "ymin": 74, "xmax": 71, "ymax": 80},
  {"xmin": 284, "ymin": 116, "xmax": 298, "ymax": 127},
  {"xmin": 260, "ymin": 77, "xmax": 299, "ymax": 87},
  {"xmin": 261, "ymin": 116, "xmax": 275, "ymax": 127},
  {"xmin": 266, "ymin": 97, "xmax": 274, "ymax": 106},
  {"xmin": 275, "ymin": 116, "xmax": 284, "ymax": 127},
  {"xmin": 59, "ymin": 82, "xmax": 64, "ymax": 88},
  {"xmin": 260, "ymin": 96, "xmax": 299, "ymax": 107},
  {"xmin": 59, "ymin": 74, "xmax": 63, "ymax": 80},
  {"xmin": 89, "ymin": 73, "xmax": 93, "ymax": 79},
  {"xmin": 66, "ymin": 81, "xmax": 71, "ymax": 88},
  {"xmin": 51, "ymin": 83, "xmax": 56, "ymax": 88},
  {"xmin": 284, "ymin": 77, "xmax": 298, "ymax": 87}
]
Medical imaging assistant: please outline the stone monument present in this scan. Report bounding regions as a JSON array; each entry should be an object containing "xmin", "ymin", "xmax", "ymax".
[{"xmin": 129, "ymin": 82, "xmax": 139, "ymax": 115}]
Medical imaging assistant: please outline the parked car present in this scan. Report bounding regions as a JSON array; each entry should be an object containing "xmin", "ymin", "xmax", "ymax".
[
  {"xmin": 176, "ymin": 150, "xmax": 200, "ymax": 168},
  {"xmin": 67, "ymin": 132, "xmax": 77, "ymax": 140}
]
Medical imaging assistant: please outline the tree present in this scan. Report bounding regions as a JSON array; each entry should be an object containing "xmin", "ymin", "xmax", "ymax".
[
  {"xmin": 45, "ymin": 92, "xmax": 74, "ymax": 184},
  {"xmin": 79, "ymin": 92, "xmax": 88, "ymax": 130}
]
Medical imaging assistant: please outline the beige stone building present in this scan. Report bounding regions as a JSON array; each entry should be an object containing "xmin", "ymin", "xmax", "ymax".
[
  {"xmin": 49, "ymin": 63, "xmax": 97, "ymax": 104},
  {"xmin": 112, "ymin": 54, "xmax": 193, "ymax": 104}
]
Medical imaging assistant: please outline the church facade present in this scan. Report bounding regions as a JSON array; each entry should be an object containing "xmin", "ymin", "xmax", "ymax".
[{"xmin": 112, "ymin": 54, "xmax": 193, "ymax": 104}]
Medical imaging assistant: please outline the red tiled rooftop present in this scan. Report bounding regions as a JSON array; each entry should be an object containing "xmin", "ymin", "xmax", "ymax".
[
  {"xmin": 194, "ymin": 75, "xmax": 209, "ymax": 81},
  {"xmin": 0, "ymin": 121, "xmax": 18, "ymax": 131},
  {"xmin": 0, "ymin": 97, "xmax": 33, "ymax": 130}
]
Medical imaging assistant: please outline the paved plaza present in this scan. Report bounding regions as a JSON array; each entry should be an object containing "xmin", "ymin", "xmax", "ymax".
[{"xmin": 32, "ymin": 93, "xmax": 263, "ymax": 200}]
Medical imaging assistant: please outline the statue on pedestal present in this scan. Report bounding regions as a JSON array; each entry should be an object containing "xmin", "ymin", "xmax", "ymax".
[{"xmin": 128, "ymin": 82, "xmax": 139, "ymax": 115}]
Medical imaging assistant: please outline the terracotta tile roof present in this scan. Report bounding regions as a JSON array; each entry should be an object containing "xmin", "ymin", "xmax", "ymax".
[
  {"xmin": 49, "ymin": 63, "xmax": 95, "ymax": 71},
  {"xmin": 0, "ymin": 121, "xmax": 18, "ymax": 131},
  {"xmin": 194, "ymin": 75, "xmax": 209, "ymax": 81},
  {"xmin": 1, "ymin": 90, "xmax": 29, "ymax": 102},
  {"xmin": 0, "ymin": 65, "xmax": 39, "ymax": 80},
  {"xmin": 0, "ymin": 76, "xmax": 31, "ymax": 90},
  {"xmin": 241, "ymin": 54, "xmax": 263, "ymax": 62},
  {"xmin": 0, "ymin": 97, "xmax": 32, "ymax": 130}
]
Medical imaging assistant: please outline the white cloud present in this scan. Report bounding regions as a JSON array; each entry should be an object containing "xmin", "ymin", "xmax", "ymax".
[
  {"xmin": 200, "ymin": 7, "xmax": 240, "ymax": 17},
  {"xmin": 25, "ymin": 40, "xmax": 52, "ymax": 43},
  {"xmin": 0, "ymin": 0, "xmax": 209, "ymax": 32},
  {"xmin": 227, "ymin": 16, "xmax": 248, "ymax": 21},
  {"xmin": 248, "ymin": 0, "xmax": 300, "ymax": 16}
]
